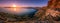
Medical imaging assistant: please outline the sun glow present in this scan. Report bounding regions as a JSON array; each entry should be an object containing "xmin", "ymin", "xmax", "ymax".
[
  {"xmin": 13, "ymin": 4, "xmax": 16, "ymax": 7},
  {"xmin": 12, "ymin": 4, "xmax": 17, "ymax": 11}
]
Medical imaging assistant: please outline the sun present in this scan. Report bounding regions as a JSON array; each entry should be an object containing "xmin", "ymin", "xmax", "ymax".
[
  {"xmin": 12, "ymin": 4, "xmax": 17, "ymax": 11},
  {"xmin": 13, "ymin": 4, "xmax": 16, "ymax": 7}
]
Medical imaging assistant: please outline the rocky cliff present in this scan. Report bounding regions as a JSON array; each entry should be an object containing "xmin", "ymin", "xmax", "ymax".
[{"xmin": 35, "ymin": 0, "xmax": 60, "ymax": 22}]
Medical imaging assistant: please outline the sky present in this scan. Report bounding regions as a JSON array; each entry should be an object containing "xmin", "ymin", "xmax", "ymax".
[{"xmin": 0, "ymin": 0, "xmax": 48, "ymax": 7}]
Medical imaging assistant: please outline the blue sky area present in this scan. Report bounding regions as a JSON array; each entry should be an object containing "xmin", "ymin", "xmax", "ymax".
[{"xmin": 0, "ymin": 0, "xmax": 48, "ymax": 7}]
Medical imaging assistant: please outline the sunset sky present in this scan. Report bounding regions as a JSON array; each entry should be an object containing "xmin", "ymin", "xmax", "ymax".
[{"xmin": 0, "ymin": 0, "xmax": 48, "ymax": 7}]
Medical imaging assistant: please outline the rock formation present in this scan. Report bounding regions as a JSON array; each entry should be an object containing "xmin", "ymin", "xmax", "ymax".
[
  {"xmin": 48, "ymin": 0, "xmax": 60, "ymax": 8},
  {"xmin": 35, "ymin": 0, "xmax": 60, "ymax": 22}
]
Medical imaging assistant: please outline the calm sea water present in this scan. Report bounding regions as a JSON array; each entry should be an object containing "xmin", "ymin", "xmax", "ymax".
[{"xmin": 0, "ymin": 7, "xmax": 37, "ymax": 15}]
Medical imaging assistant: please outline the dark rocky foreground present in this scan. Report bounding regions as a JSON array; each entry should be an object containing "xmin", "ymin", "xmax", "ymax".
[{"xmin": 0, "ymin": 8, "xmax": 60, "ymax": 23}]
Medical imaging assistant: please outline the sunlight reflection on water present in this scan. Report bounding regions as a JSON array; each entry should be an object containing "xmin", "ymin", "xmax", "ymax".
[{"xmin": 0, "ymin": 7, "xmax": 37, "ymax": 15}]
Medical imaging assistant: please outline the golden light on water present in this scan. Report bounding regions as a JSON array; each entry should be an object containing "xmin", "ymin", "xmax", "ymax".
[
  {"xmin": 7, "ymin": 4, "xmax": 29, "ymax": 14},
  {"xmin": 14, "ymin": 8, "xmax": 16, "ymax": 11}
]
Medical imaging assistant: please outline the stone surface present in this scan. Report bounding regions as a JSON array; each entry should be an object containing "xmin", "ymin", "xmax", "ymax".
[{"xmin": 35, "ymin": 0, "xmax": 60, "ymax": 23}]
